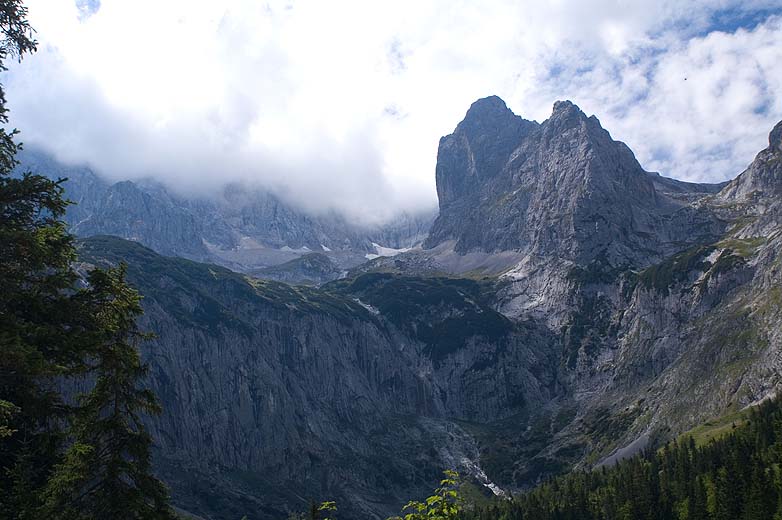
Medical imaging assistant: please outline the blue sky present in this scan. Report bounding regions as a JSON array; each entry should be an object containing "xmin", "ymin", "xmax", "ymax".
[{"xmin": 5, "ymin": 0, "xmax": 782, "ymax": 221}]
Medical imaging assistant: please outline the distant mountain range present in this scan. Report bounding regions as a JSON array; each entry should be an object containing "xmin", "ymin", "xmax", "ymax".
[
  {"xmin": 49, "ymin": 97, "xmax": 782, "ymax": 519},
  {"xmin": 18, "ymin": 148, "xmax": 434, "ymax": 278}
]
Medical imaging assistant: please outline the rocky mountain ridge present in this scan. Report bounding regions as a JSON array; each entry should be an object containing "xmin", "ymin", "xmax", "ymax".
[
  {"xmin": 417, "ymin": 98, "xmax": 782, "ymax": 477},
  {"xmin": 66, "ymin": 98, "xmax": 782, "ymax": 520},
  {"xmin": 426, "ymin": 96, "xmax": 726, "ymax": 266},
  {"xmin": 18, "ymin": 148, "xmax": 434, "ymax": 277}
]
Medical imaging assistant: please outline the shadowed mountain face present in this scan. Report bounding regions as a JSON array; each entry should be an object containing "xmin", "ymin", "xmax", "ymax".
[
  {"xmin": 64, "ymin": 98, "xmax": 782, "ymax": 520},
  {"xmin": 77, "ymin": 236, "xmax": 560, "ymax": 520},
  {"xmin": 249, "ymin": 252, "xmax": 345, "ymax": 285}
]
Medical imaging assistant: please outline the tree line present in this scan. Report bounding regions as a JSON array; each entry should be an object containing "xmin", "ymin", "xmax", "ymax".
[
  {"xmin": 465, "ymin": 397, "xmax": 782, "ymax": 520},
  {"xmin": 310, "ymin": 397, "xmax": 782, "ymax": 520},
  {"xmin": 287, "ymin": 396, "xmax": 782, "ymax": 520}
]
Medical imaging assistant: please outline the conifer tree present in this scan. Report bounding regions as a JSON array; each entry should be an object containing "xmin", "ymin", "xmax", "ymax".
[
  {"xmin": 0, "ymin": 2, "xmax": 174, "ymax": 517},
  {"xmin": 0, "ymin": 1, "xmax": 75, "ymax": 515},
  {"xmin": 41, "ymin": 265, "xmax": 175, "ymax": 519},
  {"xmin": 690, "ymin": 476, "xmax": 708, "ymax": 520}
]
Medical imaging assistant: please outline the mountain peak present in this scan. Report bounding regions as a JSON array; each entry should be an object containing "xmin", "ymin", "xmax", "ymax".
[
  {"xmin": 432, "ymin": 96, "xmax": 537, "ymax": 211},
  {"xmin": 427, "ymin": 96, "xmax": 729, "ymax": 263},
  {"xmin": 547, "ymin": 99, "xmax": 590, "ymax": 129},
  {"xmin": 552, "ymin": 99, "xmax": 577, "ymax": 113},
  {"xmin": 457, "ymin": 95, "xmax": 522, "ymax": 137},
  {"xmin": 770, "ymin": 120, "xmax": 782, "ymax": 152},
  {"xmin": 721, "ymin": 118, "xmax": 782, "ymax": 200},
  {"xmin": 465, "ymin": 95, "xmax": 509, "ymax": 115}
]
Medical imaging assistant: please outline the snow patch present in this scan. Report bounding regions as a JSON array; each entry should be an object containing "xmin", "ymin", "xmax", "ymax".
[
  {"xmin": 353, "ymin": 298, "xmax": 380, "ymax": 315},
  {"xmin": 365, "ymin": 242, "xmax": 411, "ymax": 260},
  {"xmin": 373, "ymin": 242, "xmax": 411, "ymax": 257},
  {"xmin": 281, "ymin": 245, "xmax": 313, "ymax": 253},
  {"xmin": 229, "ymin": 235, "xmax": 267, "ymax": 251}
]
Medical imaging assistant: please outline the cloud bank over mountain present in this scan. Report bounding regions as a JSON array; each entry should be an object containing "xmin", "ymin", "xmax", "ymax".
[{"xmin": 5, "ymin": 0, "xmax": 782, "ymax": 222}]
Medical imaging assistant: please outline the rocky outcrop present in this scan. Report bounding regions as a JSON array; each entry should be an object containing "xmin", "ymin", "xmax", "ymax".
[
  {"xmin": 717, "ymin": 123, "xmax": 782, "ymax": 203},
  {"xmin": 250, "ymin": 253, "xmax": 345, "ymax": 286},
  {"xmin": 426, "ymin": 98, "xmax": 725, "ymax": 268}
]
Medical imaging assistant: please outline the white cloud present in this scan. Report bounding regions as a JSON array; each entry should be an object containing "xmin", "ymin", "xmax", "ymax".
[
  {"xmin": 4, "ymin": 1, "xmax": 782, "ymax": 221},
  {"xmin": 621, "ymin": 20, "xmax": 782, "ymax": 182}
]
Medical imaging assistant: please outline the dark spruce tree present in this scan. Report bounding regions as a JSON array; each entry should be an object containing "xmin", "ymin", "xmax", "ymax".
[
  {"xmin": 0, "ymin": 1, "xmax": 174, "ymax": 518},
  {"xmin": 0, "ymin": 2, "xmax": 70, "ymax": 515},
  {"xmin": 41, "ymin": 266, "xmax": 175, "ymax": 519}
]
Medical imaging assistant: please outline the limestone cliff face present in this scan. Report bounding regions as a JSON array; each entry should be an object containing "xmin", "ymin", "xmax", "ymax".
[
  {"xmin": 426, "ymin": 97, "xmax": 724, "ymax": 267},
  {"xmin": 68, "ymin": 99, "xmax": 782, "ymax": 520},
  {"xmin": 78, "ymin": 237, "xmax": 559, "ymax": 520},
  {"xmin": 364, "ymin": 100, "xmax": 782, "ymax": 487}
]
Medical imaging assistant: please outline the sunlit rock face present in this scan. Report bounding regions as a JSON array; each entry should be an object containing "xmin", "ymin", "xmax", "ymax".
[{"xmin": 427, "ymin": 96, "xmax": 725, "ymax": 267}]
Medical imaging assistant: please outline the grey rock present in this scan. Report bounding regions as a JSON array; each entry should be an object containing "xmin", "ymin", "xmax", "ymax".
[
  {"xmin": 250, "ymin": 252, "xmax": 344, "ymax": 286},
  {"xmin": 426, "ymin": 99, "xmax": 726, "ymax": 268},
  {"xmin": 770, "ymin": 120, "xmax": 782, "ymax": 152},
  {"xmin": 78, "ymin": 236, "xmax": 558, "ymax": 520},
  {"xmin": 18, "ymin": 148, "xmax": 435, "ymax": 279},
  {"xmin": 65, "ymin": 99, "xmax": 782, "ymax": 520}
]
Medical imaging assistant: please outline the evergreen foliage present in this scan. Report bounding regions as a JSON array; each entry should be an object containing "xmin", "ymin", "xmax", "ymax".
[
  {"xmin": 40, "ymin": 266, "xmax": 175, "ymax": 519},
  {"xmin": 469, "ymin": 397, "xmax": 782, "ymax": 520},
  {"xmin": 0, "ymin": 2, "xmax": 76, "ymax": 515},
  {"xmin": 0, "ymin": 2, "xmax": 174, "ymax": 517}
]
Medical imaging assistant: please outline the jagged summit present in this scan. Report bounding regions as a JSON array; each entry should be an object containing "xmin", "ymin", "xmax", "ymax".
[
  {"xmin": 461, "ymin": 97, "xmax": 589, "ymax": 136},
  {"xmin": 718, "ymin": 118, "xmax": 782, "ymax": 203},
  {"xmin": 552, "ymin": 99, "xmax": 576, "ymax": 111},
  {"xmin": 434, "ymin": 96, "xmax": 537, "ymax": 209},
  {"xmin": 454, "ymin": 95, "xmax": 535, "ymax": 142},
  {"xmin": 426, "ymin": 96, "xmax": 726, "ymax": 266},
  {"xmin": 544, "ymin": 99, "xmax": 604, "ymax": 139},
  {"xmin": 770, "ymin": 119, "xmax": 782, "ymax": 151},
  {"xmin": 548, "ymin": 99, "xmax": 588, "ymax": 122},
  {"xmin": 462, "ymin": 95, "xmax": 513, "ymax": 120}
]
